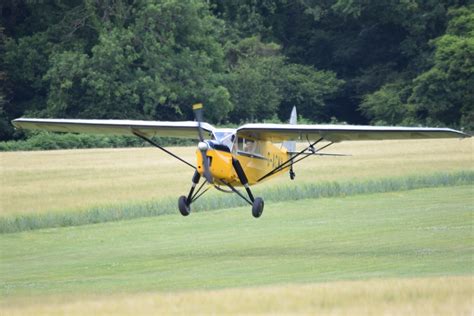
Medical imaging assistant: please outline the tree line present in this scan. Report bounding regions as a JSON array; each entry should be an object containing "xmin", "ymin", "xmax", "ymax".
[{"xmin": 1, "ymin": 0, "xmax": 472, "ymax": 142}]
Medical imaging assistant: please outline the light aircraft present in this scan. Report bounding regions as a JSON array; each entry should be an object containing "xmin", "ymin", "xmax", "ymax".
[{"xmin": 12, "ymin": 104, "xmax": 470, "ymax": 218}]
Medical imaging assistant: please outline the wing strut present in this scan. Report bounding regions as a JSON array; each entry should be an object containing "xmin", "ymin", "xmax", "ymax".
[
  {"xmin": 257, "ymin": 138, "xmax": 334, "ymax": 182},
  {"xmin": 132, "ymin": 130, "xmax": 196, "ymax": 170},
  {"xmin": 287, "ymin": 141, "xmax": 334, "ymax": 167}
]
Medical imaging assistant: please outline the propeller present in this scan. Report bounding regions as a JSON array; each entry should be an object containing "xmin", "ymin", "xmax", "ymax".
[{"xmin": 193, "ymin": 103, "xmax": 213, "ymax": 183}]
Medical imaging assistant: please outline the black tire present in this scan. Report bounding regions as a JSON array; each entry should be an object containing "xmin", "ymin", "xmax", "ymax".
[
  {"xmin": 178, "ymin": 196, "xmax": 191, "ymax": 216},
  {"xmin": 252, "ymin": 197, "xmax": 264, "ymax": 218}
]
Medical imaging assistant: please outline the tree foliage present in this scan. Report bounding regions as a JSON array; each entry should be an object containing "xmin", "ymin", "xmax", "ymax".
[
  {"xmin": 0, "ymin": 0, "xmax": 471, "ymax": 142},
  {"xmin": 361, "ymin": 4, "xmax": 474, "ymax": 129},
  {"xmin": 43, "ymin": 0, "xmax": 230, "ymax": 121},
  {"xmin": 409, "ymin": 5, "xmax": 474, "ymax": 129}
]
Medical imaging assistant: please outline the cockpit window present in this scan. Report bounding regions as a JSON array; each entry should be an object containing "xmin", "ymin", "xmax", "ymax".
[
  {"xmin": 208, "ymin": 140, "xmax": 231, "ymax": 152},
  {"xmin": 214, "ymin": 129, "xmax": 235, "ymax": 150},
  {"xmin": 237, "ymin": 137, "xmax": 260, "ymax": 154},
  {"xmin": 212, "ymin": 130, "xmax": 235, "ymax": 151},
  {"xmin": 214, "ymin": 131, "xmax": 233, "ymax": 141}
]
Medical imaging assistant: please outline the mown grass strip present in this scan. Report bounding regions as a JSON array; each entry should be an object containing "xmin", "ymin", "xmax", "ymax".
[{"xmin": 1, "ymin": 171, "xmax": 472, "ymax": 234}]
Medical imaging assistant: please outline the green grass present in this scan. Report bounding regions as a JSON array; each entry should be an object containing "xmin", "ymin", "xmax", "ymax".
[
  {"xmin": 1, "ymin": 170, "xmax": 472, "ymax": 233},
  {"xmin": 1, "ymin": 185, "xmax": 472, "ymax": 298},
  {"xmin": 3, "ymin": 139, "xmax": 472, "ymax": 217}
]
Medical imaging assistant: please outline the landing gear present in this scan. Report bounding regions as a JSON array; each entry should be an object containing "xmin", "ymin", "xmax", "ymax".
[
  {"xmin": 252, "ymin": 197, "xmax": 264, "ymax": 218},
  {"xmin": 178, "ymin": 170, "xmax": 209, "ymax": 217},
  {"xmin": 178, "ymin": 196, "xmax": 191, "ymax": 216},
  {"xmin": 225, "ymin": 158, "xmax": 265, "ymax": 218},
  {"xmin": 289, "ymin": 165, "xmax": 295, "ymax": 180},
  {"xmin": 179, "ymin": 160, "xmax": 266, "ymax": 218}
]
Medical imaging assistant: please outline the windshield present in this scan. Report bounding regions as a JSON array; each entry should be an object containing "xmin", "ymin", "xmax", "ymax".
[{"xmin": 213, "ymin": 129, "xmax": 235, "ymax": 150}]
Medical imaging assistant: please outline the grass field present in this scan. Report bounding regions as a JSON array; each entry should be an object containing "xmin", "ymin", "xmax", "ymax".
[
  {"xmin": 0, "ymin": 138, "xmax": 472, "ymax": 314},
  {"xmin": 1, "ymin": 138, "xmax": 472, "ymax": 216},
  {"xmin": 1, "ymin": 277, "xmax": 472, "ymax": 315},
  {"xmin": 0, "ymin": 186, "xmax": 472, "ymax": 314}
]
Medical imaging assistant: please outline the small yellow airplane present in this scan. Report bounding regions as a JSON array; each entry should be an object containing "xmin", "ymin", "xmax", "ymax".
[{"xmin": 12, "ymin": 104, "xmax": 470, "ymax": 218}]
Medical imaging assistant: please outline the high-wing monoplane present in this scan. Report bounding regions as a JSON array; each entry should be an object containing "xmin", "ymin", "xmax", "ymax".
[{"xmin": 12, "ymin": 104, "xmax": 470, "ymax": 218}]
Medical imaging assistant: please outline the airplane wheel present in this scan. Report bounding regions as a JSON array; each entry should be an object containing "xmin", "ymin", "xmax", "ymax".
[
  {"xmin": 252, "ymin": 197, "xmax": 264, "ymax": 218},
  {"xmin": 178, "ymin": 196, "xmax": 191, "ymax": 216}
]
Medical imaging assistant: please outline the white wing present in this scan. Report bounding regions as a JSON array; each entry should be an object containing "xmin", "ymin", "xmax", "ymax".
[
  {"xmin": 12, "ymin": 118, "xmax": 214, "ymax": 139},
  {"xmin": 237, "ymin": 123, "xmax": 470, "ymax": 142}
]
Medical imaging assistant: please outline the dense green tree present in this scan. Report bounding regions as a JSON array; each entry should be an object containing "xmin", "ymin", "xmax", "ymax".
[
  {"xmin": 1, "ymin": 0, "xmax": 102, "ymax": 140},
  {"xmin": 359, "ymin": 81, "xmax": 415, "ymax": 125},
  {"xmin": 43, "ymin": 0, "xmax": 232, "ymax": 122},
  {"xmin": 0, "ymin": 0, "xmax": 471, "ymax": 143},
  {"xmin": 0, "ymin": 26, "xmax": 11, "ymax": 140},
  {"xmin": 360, "ymin": 5, "xmax": 473, "ymax": 129},
  {"xmin": 212, "ymin": 0, "xmax": 469, "ymax": 126},
  {"xmin": 226, "ymin": 56, "xmax": 283, "ymax": 122},
  {"xmin": 409, "ymin": 5, "xmax": 474, "ymax": 129},
  {"xmin": 224, "ymin": 37, "xmax": 343, "ymax": 122},
  {"xmin": 223, "ymin": 37, "xmax": 283, "ymax": 121},
  {"xmin": 277, "ymin": 63, "xmax": 343, "ymax": 122}
]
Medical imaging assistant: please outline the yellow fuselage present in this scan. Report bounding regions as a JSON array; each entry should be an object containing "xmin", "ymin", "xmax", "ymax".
[{"xmin": 196, "ymin": 140, "xmax": 290, "ymax": 186}]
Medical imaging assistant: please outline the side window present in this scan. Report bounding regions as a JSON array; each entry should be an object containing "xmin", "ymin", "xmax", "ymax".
[
  {"xmin": 237, "ymin": 137, "xmax": 245, "ymax": 151},
  {"xmin": 237, "ymin": 137, "xmax": 260, "ymax": 155},
  {"xmin": 245, "ymin": 139, "xmax": 257, "ymax": 153}
]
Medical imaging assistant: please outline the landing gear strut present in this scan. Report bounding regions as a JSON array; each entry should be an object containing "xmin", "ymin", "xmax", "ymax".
[
  {"xmin": 230, "ymin": 158, "xmax": 264, "ymax": 218},
  {"xmin": 289, "ymin": 164, "xmax": 295, "ymax": 180},
  {"xmin": 179, "ymin": 160, "xmax": 265, "ymax": 218},
  {"xmin": 178, "ymin": 171, "xmax": 209, "ymax": 217}
]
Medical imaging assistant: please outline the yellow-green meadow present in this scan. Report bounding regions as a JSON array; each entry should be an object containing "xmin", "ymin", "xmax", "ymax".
[{"xmin": 1, "ymin": 138, "xmax": 472, "ymax": 315}]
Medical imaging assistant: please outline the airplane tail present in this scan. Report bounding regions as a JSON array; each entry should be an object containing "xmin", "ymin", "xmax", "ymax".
[{"xmin": 283, "ymin": 106, "xmax": 297, "ymax": 152}]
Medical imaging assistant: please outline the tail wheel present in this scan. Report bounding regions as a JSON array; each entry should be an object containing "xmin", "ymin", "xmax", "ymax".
[
  {"xmin": 252, "ymin": 197, "xmax": 264, "ymax": 218},
  {"xmin": 178, "ymin": 196, "xmax": 191, "ymax": 216}
]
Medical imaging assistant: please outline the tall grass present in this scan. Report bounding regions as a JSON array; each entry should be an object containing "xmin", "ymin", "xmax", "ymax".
[{"xmin": 1, "ymin": 171, "xmax": 472, "ymax": 234}]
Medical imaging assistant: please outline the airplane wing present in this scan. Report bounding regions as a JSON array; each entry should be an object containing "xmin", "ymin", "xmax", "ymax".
[
  {"xmin": 11, "ymin": 118, "xmax": 214, "ymax": 139},
  {"xmin": 237, "ymin": 123, "xmax": 470, "ymax": 142}
]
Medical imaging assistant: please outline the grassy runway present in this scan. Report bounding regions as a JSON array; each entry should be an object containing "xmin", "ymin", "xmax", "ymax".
[
  {"xmin": 1, "ymin": 186, "xmax": 472, "ymax": 314},
  {"xmin": 1, "ymin": 138, "xmax": 472, "ymax": 216},
  {"xmin": 0, "ymin": 138, "xmax": 472, "ymax": 314}
]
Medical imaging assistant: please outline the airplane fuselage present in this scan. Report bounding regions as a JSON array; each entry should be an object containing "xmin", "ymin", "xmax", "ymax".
[{"xmin": 196, "ymin": 132, "xmax": 290, "ymax": 186}]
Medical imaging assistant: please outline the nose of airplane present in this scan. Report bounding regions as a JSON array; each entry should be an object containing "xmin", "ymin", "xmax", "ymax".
[{"xmin": 198, "ymin": 141, "xmax": 208, "ymax": 151}]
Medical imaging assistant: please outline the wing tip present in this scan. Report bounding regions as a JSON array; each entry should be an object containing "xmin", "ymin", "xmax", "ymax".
[
  {"xmin": 447, "ymin": 128, "xmax": 472, "ymax": 138},
  {"xmin": 11, "ymin": 118, "xmax": 26, "ymax": 129}
]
